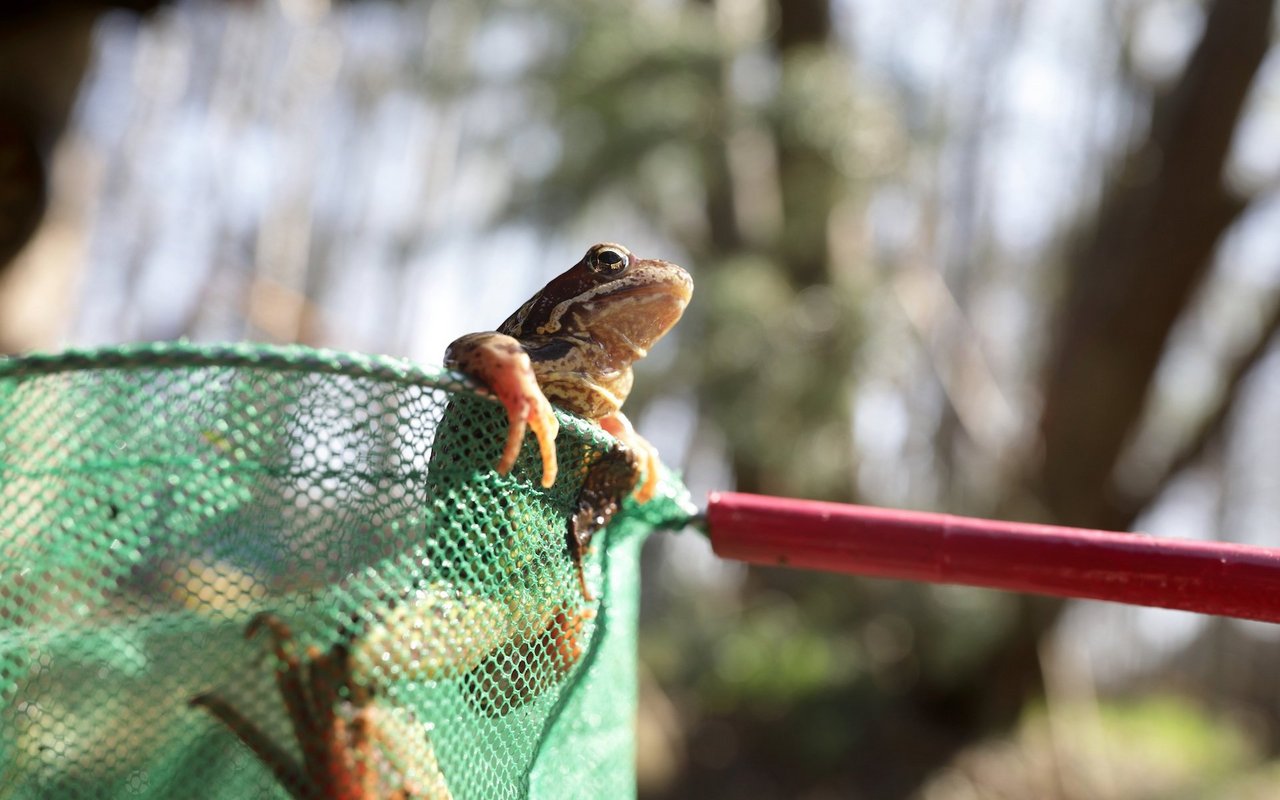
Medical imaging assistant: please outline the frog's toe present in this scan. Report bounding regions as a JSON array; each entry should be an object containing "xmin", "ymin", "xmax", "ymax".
[
  {"xmin": 527, "ymin": 394, "xmax": 560, "ymax": 488},
  {"xmin": 453, "ymin": 336, "xmax": 560, "ymax": 485},
  {"xmin": 574, "ymin": 557, "xmax": 595, "ymax": 602},
  {"xmin": 494, "ymin": 392, "xmax": 559, "ymax": 487},
  {"xmin": 633, "ymin": 447, "xmax": 661, "ymax": 503},
  {"xmin": 548, "ymin": 606, "xmax": 596, "ymax": 669},
  {"xmin": 495, "ymin": 405, "xmax": 529, "ymax": 477}
]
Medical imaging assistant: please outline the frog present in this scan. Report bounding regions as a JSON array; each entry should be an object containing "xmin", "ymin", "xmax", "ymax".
[
  {"xmin": 444, "ymin": 242, "xmax": 693, "ymax": 600},
  {"xmin": 189, "ymin": 245, "xmax": 691, "ymax": 792}
]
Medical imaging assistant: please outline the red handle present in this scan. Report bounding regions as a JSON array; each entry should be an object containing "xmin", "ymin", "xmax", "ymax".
[{"xmin": 706, "ymin": 491, "xmax": 1280, "ymax": 624}]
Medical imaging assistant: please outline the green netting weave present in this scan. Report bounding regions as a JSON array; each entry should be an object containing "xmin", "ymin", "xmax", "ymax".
[{"xmin": 0, "ymin": 342, "xmax": 692, "ymax": 800}]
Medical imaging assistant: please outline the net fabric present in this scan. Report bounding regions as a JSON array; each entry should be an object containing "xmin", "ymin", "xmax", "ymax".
[{"xmin": 0, "ymin": 342, "xmax": 689, "ymax": 799}]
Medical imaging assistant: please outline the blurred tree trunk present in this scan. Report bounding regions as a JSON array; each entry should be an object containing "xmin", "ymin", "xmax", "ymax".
[
  {"xmin": 1038, "ymin": 0, "xmax": 1273, "ymax": 532},
  {"xmin": 861, "ymin": 3, "xmax": 1275, "ymax": 795},
  {"xmin": 921, "ymin": 0, "xmax": 1275, "ymax": 791},
  {"xmin": 0, "ymin": 3, "xmax": 165, "ymax": 352},
  {"xmin": 670, "ymin": 1, "xmax": 1276, "ymax": 798},
  {"xmin": 693, "ymin": 0, "xmax": 858, "ymax": 501},
  {"xmin": 0, "ymin": 7, "xmax": 97, "ymax": 352}
]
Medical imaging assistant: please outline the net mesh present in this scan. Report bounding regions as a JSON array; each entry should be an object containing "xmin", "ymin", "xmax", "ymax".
[{"xmin": 0, "ymin": 342, "xmax": 691, "ymax": 800}]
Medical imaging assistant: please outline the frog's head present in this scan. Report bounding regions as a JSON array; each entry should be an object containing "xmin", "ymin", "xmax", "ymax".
[{"xmin": 501, "ymin": 243, "xmax": 693, "ymax": 362}]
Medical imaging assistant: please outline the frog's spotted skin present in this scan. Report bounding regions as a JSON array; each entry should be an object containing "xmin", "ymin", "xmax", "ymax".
[{"xmin": 445, "ymin": 243, "xmax": 692, "ymax": 598}]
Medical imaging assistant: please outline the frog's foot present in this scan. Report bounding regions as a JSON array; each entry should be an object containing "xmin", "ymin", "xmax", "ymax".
[
  {"xmin": 547, "ymin": 606, "xmax": 596, "ymax": 670},
  {"xmin": 566, "ymin": 445, "xmax": 637, "ymax": 602},
  {"xmin": 446, "ymin": 333, "xmax": 560, "ymax": 488},
  {"xmin": 191, "ymin": 614, "xmax": 316, "ymax": 799},
  {"xmin": 462, "ymin": 605, "xmax": 597, "ymax": 716},
  {"xmin": 599, "ymin": 413, "xmax": 661, "ymax": 503},
  {"xmin": 573, "ymin": 550, "xmax": 596, "ymax": 603}
]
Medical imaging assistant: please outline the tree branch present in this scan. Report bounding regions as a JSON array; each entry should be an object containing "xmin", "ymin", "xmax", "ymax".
[
  {"xmin": 1037, "ymin": 0, "xmax": 1273, "ymax": 528},
  {"xmin": 1119, "ymin": 291, "xmax": 1280, "ymax": 523}
]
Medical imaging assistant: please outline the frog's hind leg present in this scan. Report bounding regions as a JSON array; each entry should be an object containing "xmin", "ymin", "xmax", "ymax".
[
  {"xmin": 567, "ymin": 446, "xmax": 637, "ymax": 601},
  {"xmin": 189, "ymin": 691, "xmax": 311, "ymax": 797}
]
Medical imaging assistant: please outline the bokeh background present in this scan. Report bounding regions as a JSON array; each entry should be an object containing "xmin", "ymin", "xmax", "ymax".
[{"xmin": 5, "ymin": 0, "xmax": 1280, "ymax": 797}]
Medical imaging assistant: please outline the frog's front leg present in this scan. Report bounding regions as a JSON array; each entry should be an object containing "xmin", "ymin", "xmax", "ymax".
[
  {"xmin": 598, "ymin": 412, "xmax": 662, "ymax": 503},
  {"xmin": 445, "ymin": 332, "xmax": 560, "ymax": 488}
]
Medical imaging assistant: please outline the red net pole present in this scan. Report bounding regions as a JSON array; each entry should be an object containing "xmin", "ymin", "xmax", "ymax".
[{"xmin": 706, "ymin": 491, "xmax": 1280, "ymax": 624}]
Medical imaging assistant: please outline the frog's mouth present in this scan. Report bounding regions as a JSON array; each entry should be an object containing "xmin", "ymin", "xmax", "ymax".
[{"xmin": 582, "ymin": 275, "xmax": 692, "ymax": 357}]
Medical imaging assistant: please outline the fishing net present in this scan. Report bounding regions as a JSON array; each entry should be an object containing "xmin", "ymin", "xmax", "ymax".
[{"xmin": 0, "ymin": 342, "xmax": 692, "ymax": 800}]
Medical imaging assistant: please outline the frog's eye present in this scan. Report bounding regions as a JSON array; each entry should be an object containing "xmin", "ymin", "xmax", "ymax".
[{"xmin": 587, "ymin": 245, "xmax": 630, "ymax": 274}]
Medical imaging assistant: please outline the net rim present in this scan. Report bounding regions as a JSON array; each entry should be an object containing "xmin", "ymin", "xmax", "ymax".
[
  {"xmin": 0, "ymin": 340, "xmax": 654, "ymax": 796},
  {"xmin": 0, "ymin": 340, "xmax": 616, "ymax": 448}
]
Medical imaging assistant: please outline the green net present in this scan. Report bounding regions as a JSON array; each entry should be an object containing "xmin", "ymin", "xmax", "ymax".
[{"xmin": 0, "ymin": 342, "xmax": 692, "ymax": 799}]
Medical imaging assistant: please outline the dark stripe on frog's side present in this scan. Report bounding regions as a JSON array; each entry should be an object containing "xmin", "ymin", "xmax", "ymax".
[
  {"xmin": 516, "ymin": 337, "xmax": 578, "ymax": 365},
  {"xmin": 498, "ymin": 270, "xmax": 602, "ymax": 337}
]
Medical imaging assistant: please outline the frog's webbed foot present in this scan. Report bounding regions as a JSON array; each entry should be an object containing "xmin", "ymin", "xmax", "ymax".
[
  {"xmin": 445, "ymin": 333, "xmax": 560, "ymax": 488},
  {"xmin": 599, "ymin": 412, "xmax": 661, "ymax": 503}
]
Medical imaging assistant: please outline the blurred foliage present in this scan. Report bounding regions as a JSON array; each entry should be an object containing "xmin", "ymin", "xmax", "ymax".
[{"xmin": 919, "ymin": 696, "xmax": 1264, "ymax": 800}]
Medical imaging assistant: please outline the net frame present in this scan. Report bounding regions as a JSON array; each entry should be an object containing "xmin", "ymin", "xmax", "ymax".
[{"xmin": 0, "ymin": 342, "xmax": 691, "ymax": 800}]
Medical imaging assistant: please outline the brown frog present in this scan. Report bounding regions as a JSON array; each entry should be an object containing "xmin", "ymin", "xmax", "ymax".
[
  {"xmin": 444, "ymin": 242, "xmax": 692, "ymax": 599},
  {"xmin": 189, "ymin": 245, "xmax": 691, "ymax": 791}
]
